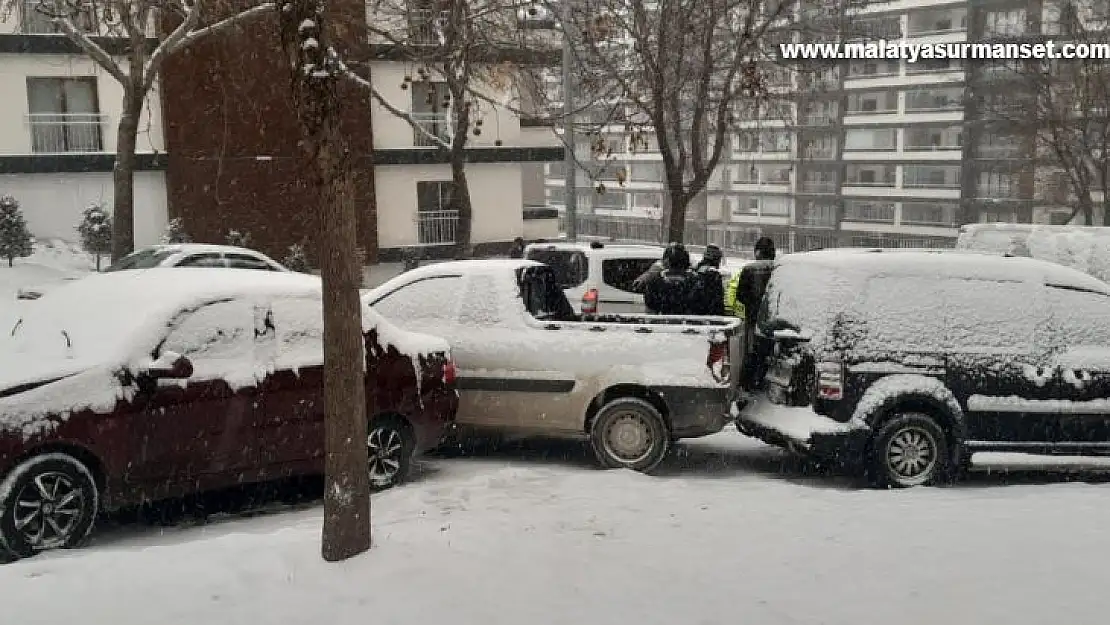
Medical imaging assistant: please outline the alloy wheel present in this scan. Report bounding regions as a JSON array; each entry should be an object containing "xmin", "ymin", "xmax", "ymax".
[
  {"xmin": 367, "ymin": 426, "xmax": 406, "ymax": 487},
  {"xmin": 12, "ymin": 472, "xmax": 87, "ymax": 551}
]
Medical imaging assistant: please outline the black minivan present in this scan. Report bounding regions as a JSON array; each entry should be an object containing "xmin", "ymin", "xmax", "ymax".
[{"xmin": 734, "ymin": 249, "xmax": 1110, "ymax": 487}]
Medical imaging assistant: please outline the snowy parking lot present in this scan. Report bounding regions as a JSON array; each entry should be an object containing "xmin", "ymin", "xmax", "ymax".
[{"xmin": 3, "ymin": 433, "xmax": 1110, "ymax": 625}]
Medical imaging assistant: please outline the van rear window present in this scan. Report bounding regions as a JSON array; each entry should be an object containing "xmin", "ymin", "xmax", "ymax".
[
  {"xmin": 602, "ymin": 258, "xmax": 657, "ymax": 293},
  {"xmin": 525, "ymin": 250, "xmax": 589, "ymax": 289}
]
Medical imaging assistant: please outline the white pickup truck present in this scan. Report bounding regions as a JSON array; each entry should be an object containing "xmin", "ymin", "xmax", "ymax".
[{"xmin": 362, "ymin": 259, "xmax": 743, "ymax": 473}]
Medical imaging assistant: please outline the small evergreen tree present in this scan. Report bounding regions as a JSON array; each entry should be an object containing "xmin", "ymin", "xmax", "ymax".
[
  {"xmin": 0, "ymin": 195, "xmax": 33, "ymax": 267},
  {"xmin": 225, "ymin": 229, "xmax": 252, "ymax": 248},
  {"xmin": 77, "ymin": 203, "xmax": 113, "ymax": 271},
  {"xmin": 282, "ymin": 243, "xmax": 312, "ymax": 273},
  {"xmin": 161, "ymin": 217, "xmax": 192, "ymax": 244}
]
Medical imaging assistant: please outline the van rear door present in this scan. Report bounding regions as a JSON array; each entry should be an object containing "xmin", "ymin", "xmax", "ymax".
[{"xmin": 598, "ymin": 257, "xmax": 658, "ymax": 313}]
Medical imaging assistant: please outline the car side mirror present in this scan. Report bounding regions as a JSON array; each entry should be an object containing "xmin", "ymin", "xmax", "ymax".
[{"xmin": 144, "ymin": 351, "xmax": 194, "ymax": 379}]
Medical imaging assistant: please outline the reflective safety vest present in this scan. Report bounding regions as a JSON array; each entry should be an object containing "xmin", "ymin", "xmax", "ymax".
[{"xmin": 725, "ymin": 271, "xmax": 744, "ymax": 318}]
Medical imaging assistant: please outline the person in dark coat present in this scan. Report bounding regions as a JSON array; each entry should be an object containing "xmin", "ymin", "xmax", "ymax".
[
  {"xmin": 643, "ymin": 243, "xmax": 699, "ymax": 315},
  {"xmin": 692, "ymin": 244, "xmax": 726, "ymax": 316},
  {"xmin": 509, "ymin": 237, "xmax": 526, "ymax": 259},
  {"xmin": 735, "ymin": 237, "xmax": 777, "ymax": 389}
]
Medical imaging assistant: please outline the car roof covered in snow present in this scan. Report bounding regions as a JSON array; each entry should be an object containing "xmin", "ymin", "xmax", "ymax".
[
  {"xmin": 525, "ymin": 241, "xmax": 665, "ymax": 256},
  {"xmin": 148, "ymin": 243, "xmax": 275, "ymax": 256},
  {"xmin": 778, "ymin": 248, "xmax": 1110, "ymax": 294},
  {"xmin": 362, "ymin": 259, "xmax": 542, "ymax": 303},
  {"xmin": 7, "ymin": 268, "xmax": 323, "ymax": 365}
]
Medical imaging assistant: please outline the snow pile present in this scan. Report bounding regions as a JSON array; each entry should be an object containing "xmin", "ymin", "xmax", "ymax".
[
  {"xmin": 957, "ymin": 223, "xmax": 1110, "ymax": 285},
  {"xmin": 851, "ymin": 374, "xmax": 962, "ymax": 424},
  {"xmin": 740, "ymin": 395, "xmax": 865, "ymax": 442}
]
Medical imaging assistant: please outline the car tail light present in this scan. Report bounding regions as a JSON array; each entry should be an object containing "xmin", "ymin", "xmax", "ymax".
[
  {"xmin": 815, "ymin": 360, "xmax": 843, "ymax": 401},
  {"xmin": 582, "ymin": 288, "xmax": 599, "ymax": 314},
  {"xmin": 442, "ymin": 359, "xmax": 457, "ymax": 386},
  {"xmin": 707, "ymin": 337, "xmax": 730, "ymax": 383}
]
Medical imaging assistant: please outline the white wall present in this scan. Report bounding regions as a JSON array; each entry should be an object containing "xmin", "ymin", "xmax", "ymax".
[
  {"xmin": 0, "ymin": 171, "xmax": 168, "ymax": 246},
  {"xmin": 375, "ymin": 163, "xmax": 524, "ymax": 248},
  {"xmin": 369, "ymin": 61, "xmax": 525, "ymax": 149},
  {"xmin": 0, "ymin": 54, "xmax": 164, "ymax": 155}
]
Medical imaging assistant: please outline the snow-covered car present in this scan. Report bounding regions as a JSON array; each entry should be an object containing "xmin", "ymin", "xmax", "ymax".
[
  {"xmin": 0, "ymin": 269, "xmax": 458, "ymax": 559},
  {"xmin": 956, "ymin": 223, "xmax": 1110, "ymax": 284},
  {"xmin": 15, "ymin": 243, "xmax": 290, "ymax": 301},
  {"xmin": 363, "ymin": 259, "xmax": 743, "ymax": 473},
  {"xmin": 734, "ymin": 248, "xmax": 1110, "ymax": 488}
]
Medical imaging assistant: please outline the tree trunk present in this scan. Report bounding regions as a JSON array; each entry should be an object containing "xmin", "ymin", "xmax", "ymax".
[
  {"xmin": 280, "ymin": 0, "xmax": 371, "ymax": 563},
  {"xmin": 111, "ymin": 91, "xmax": 142, "ymax": 262},
  {"xmin": 95, "ymin": 254, "xmax": 101, "ymax": 271},
  {"xmin": 449, "ymin": 154, "xmax": 473, "ymax": 258},
  {"xmin": 665, "ymin": 187, "xmax": 687, "ymax": 244},
  {"xmin": 317, "ymin": 144, "xmax": 371, "ymax": 563}
]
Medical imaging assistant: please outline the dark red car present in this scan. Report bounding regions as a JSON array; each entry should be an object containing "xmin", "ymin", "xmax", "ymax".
[{"xmin": 0, "ymin": 268, "xmax": 457, "ymax": 559}]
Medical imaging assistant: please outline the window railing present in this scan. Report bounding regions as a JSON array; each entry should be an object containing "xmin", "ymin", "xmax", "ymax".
[
  {"xmin": 411, "ymin": 112, "xmax": 451, "ymax": 147},
  {"xmin": 801, "ymin": 180, "xmax": 838, "ymax": 193},
  {"xmin": 416, "ymin": 209, "xmax": 459, "ymax": 245},
  {"xmin": 27, "ymin": 113, "xmax": 105, "ymax": 153},
  {"xmin": 408, "ymin": 9, "xmax": 449, "ymax": 47},
  {"xmin": 844, "ymin": 202, "xmax": 896, "ymax": 222}
]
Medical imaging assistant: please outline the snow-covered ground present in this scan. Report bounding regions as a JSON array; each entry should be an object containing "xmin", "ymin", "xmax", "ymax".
[{"xmin": 3, "ymin": 434, "xmax": 1110, "ymax": 625}]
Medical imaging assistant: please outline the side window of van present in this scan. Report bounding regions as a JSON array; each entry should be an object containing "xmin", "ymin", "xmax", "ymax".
[
  {"xmin": 848, "ymin": 276, "xmax": 948, "ymax": 353},
  {"xmin": 1040, "ymin": 287, "xmax": 1110, "ymax": 349},
  {"xmin": 944, "ymin": 279, "xmax": 1038, "ymax": 353}
]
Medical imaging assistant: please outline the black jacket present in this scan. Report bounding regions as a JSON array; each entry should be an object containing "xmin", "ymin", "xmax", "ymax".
[
  {"xmin": 738, "ymin": 260, "xmax": 775, "ymax": 325},
  {"xmin": 644, "ymin": 268, "xmax": 699, "ymax": 315},
  {"xmin": 692, "ymin": 265, "xmax": 725, "ymax": 316}
]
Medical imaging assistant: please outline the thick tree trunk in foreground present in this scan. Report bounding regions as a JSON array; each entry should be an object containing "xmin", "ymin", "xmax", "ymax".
[
  {"xmin": 111, "ymin": 92, "xmax": 143, "ymax": 262},
  {"xmin": 279, "ymin": 0, "xmax": 371, "ymax": 562}
]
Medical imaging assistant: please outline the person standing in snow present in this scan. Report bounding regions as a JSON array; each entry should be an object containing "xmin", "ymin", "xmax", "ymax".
[
  {"xmin": 509, "ymin": 237, "xmax": 526, "ymax": 258},
  {"xmin": 726, "ymin": 237, "xmax": 777, "ymax": 389},
  {"xmin": 644, "ymin": 243, "xmax": 699, "ymax": 315},
  {"xmin": 692, "ymin": 244, "xmax": 726, "ymax": 316}
]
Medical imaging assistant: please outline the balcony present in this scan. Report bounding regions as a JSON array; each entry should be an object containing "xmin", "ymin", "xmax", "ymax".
[
  {"xmin": 27, "ymin": 113, "xmax": 105, "ymax": 153},
  {"xmin": 21, "ymin": 1, "xmax": 97, "ymax": 35},
  {"xmin": 797, "ymin": 205, "xmax": 838, "ymax": 227},
  {"xmin": 407, "ymin": 9, "xmax": 449, "ymax": 47},
  {"xmin": 411, "ymin": 112, "xmax": 451, "ymax": 147},
  {"xmin": 801, "ymin": 180, "xmax": 838, "ymax": 194},
  {"xmin": 843, "ymin": 201, "xmax": 895, "ymax": 223},
  {"xmin": 417, "ymin": 209, "xmax": 459, "ymax": 245}
]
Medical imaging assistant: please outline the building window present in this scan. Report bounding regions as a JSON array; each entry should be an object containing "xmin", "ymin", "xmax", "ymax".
[
  {"xmin": 21, "ymin": 1, "xmax": 95, "ymax": 34},
  {"xmin": 847, "ymin": 91, "xmax": 897, "ymax": 114},
  {"xmin": 843, "ymin": 200, "xmax": 895, "ymax": 222},
  {"xmin": 907, "ymin": 8, "xmax": 967, "ymax": 35},
  {"xmin": 902, "ymin": 202, "xmax": 958, "ymax": 226},
  {"xmin": 801, "ymin": 169, "xmax": 838, "ymax": 193},
  {"xmin": 976, "ymin": 131, "xmax": 1021, "ymax": 158},
  {"xmin": 848, "ymin": 60, "xmax": 899, "ymax": 78},
  {"xmin": 26, "ymin": 77, "xmax": 102, "ymax": 153},
  {"xmin": 906, "ymin": 58, "xmax": 961, "ymax": 74},
  {"xmin": 903, "ymin": 165, "xmax": 961, "ymax": 189},
  {"xmin": 904, "ymin": 126, "xmax": 962, "ymax": 150},
  {"xmin": 798, "ymin": 202, "xmax": 837, "ymax": 227},
  {"xmin": 846, "ymin": 164, "xmax": 896, "ymax": 187},
  {"xmin": 977, "ymin": 171, "xmax": 1023, "ymax": 198},
  {"xmin": 844, "ymin": 128, "xmax": 897, "ymax": 151},
  {"xmin": 984, "ymin": 9, "xmax": 1026, "ymax": 37},
  {"xmin": 904, "ymin": 87, "xmax": 963, "ymax": 112},
  {"xmin": 416, "ymin": 181, "xmax": 457, "ymax": 245},
  {"xmin": 411, "ymin": 81, "xmax": 450, "ymax": 147}
]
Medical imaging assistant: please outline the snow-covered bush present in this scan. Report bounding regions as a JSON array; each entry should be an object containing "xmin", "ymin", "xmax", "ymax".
[
  {"xmin": 282, "ymin": 243, "xmax": 312, "ymax": 273},
  {"xmin": 0, "ymin": 195, "xmax": 33, "ymax": 267},
  {"xmin": 225, "ymin": 229, "xmax": 252, "ymax": 248},
  {"xmin": 161, "ymin": 217, "xmax": 191, "ymax": 244},
  {"xmin": 76, "ymin": 203, "xmax": 113, "ymax": 271}
]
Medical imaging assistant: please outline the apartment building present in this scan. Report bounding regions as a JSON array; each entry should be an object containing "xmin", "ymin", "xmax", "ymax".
[
  {"xmin": 0, "ymin": 2, "xmax": 168, "ymax": 246},
  {"xmin": 1, "ymin": 1, "xmax": 562, "ymax": 261},
  {"xmin": 546, "ymin": 0, "xmax": 1101, "ymax": 255}
]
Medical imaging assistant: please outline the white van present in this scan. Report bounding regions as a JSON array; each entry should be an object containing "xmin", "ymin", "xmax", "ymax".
[
  {"xmin": 524, "ymin": 241, "xmax": 664, "ymax": 313},
  {"xmin": 956, "ymin": 223, "xmax": 1110, "ymax": 284}
]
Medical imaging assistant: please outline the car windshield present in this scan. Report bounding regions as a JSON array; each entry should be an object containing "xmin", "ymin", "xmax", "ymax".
[
  {"xmin": 103, "ymin": 248, "xmax": 175, "ymax": 272},
  {"xmin": 523, "ymin": 249, "xmax": 588, "ymax": 289}
]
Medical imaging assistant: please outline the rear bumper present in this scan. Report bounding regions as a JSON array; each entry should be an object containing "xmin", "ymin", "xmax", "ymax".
[
  {"xmin": 410, "ymin": 388, "xmax": 460, "ymax": 455},
  {"xmin": 653, "ymin": 385, "xmax": 739, "ymax": 439},
  {"xmin": 734, "ymin": 400, "xmax": 870, "ymax": 467}
]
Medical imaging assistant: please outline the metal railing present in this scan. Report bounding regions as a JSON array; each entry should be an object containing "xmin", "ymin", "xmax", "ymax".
[
  {"xmin": 407, "ymin": 9, "xmax": 449, "ymax": 46},
  {"xmin": 21, "ymin": 1, "xmax": 97, "ymax": 34},
  {"xmin": 417, "ymin": 209, "xmax": 459, "ymax": 245},
  {"xmin": 411, "ymin": 112, "xmax": 451, "ymax": 147},
  {"xmin": 27, "ymin": 113, "xmax": 105, "ymax": 153},
  {"xmin": 843, "ymin": 203, "xmax": 896, "ymax": 223}
]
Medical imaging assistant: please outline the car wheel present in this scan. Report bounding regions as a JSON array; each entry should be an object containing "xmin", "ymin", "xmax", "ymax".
[
  {"xmin": 868, "ymin": 413, "xmax": 949, "ymax": 488},
  {"xmin": 367, "ymin": 417, "xmax": 414, "ymax": 490},
  {"xmin": 0, "ymin": 453, "xmax": 99, "ymax": 559},
  {"xmin": 589, "ymin": 397, "xmax": 670, "ymax": 473}
]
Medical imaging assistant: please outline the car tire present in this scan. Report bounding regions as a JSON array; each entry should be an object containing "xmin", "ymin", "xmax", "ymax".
[
  {"xmin": 0, "ymin": 453, "xmax": 99, "ymax": 559},
  {"xmin": 367, "ymin": 416, "xmax": 414, "ymax": 490},
  {"xmin": 589, "ymin": 397, "xmax": 670, "ymax": 473},
  {"xmin": 867, "ymin": 412, "xmax": 950, "ymax": 488}
]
